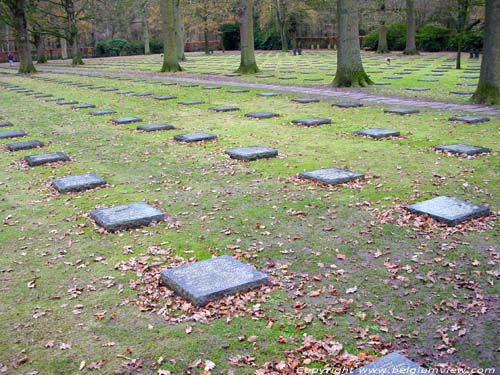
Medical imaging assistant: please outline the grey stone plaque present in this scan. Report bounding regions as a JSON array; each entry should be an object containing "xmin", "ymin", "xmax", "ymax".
[
  {"xmin": 291, "ymin": 118, "xmax": 331, "ymax": 127},
  {"xmin": 333, "ymin": 102, "xmax": 363, "ymax": 108},
  {"xmin": 179, "ymin": 100, "xmax": 204, "ymax": 105},
  {"xmin": 137, "ymin": 123, "xmax": 175, "ymax": 132},
  {"xmin": 100, "ymin": 88, "xmax": 117, "ymax": 92},
  {"xmin": 45, "ymin": 98, "xmax": 64, "ymax": 102},
  {"xmin": 56, "ymin": 100, "xmax": 78, "ymax": 105},
  {"xmin": 179, "ymin": 83, "xmax": 198, "ymax": 88},
  {"xmin": 90, "ymin": 202, "xmax": 165, "ymax": 231},
  {"xmin": 110, "ymin": 116, "xmax": 143, "ymax": 125},
  {"xmin": 434, "ymin": 144, "xmax": 490, "ymax": 155},
  {"xmin": 351, "ymin": 353, "xmax": 427, "ymax": 375},
  {"xmin": 159, "ymin": 255, "xmax": 269, "ymax": 306},
  {"xmin": 0, "ymin": 130, "xmax": 27, "ymax": 139},
  {"xmin": 245, "ymin": 112, "xmax": 279, "ymax": 119},
  {"xmin": 6, "ymin": 140, "xmax": 44, "ymax": 151},
  {"xmin": 116, "ymin": 91, "xmax": 133, "ymax": 95},
  {"xmin": 202, "ymin": 86, "xmax": 221, "ymax": 90},
  {"xmin": 209, "ymin": 106, "xmax": 240, "ymax": 112},
  {"xmin": 174, "ymin": 132, "xmax": 217, "ymax": 143},
  {"xmin": 90, "ymin": 110, "xmax": 117, "ymax": 116},
  {"xmin": 72, "ymin": 104, "xmax": 96, "ymax": 109},
  {"xmin": 154, "ymin": 95, "xmax": 177, "ymax": 101},
  {"xmin": 406, "ymin": 87, "xmax": 430, "ymax": 91},
  {"xmin": 258, "ymin": 92, "xmax": 279, "ymax": 97},
  {"xmin": 132, "ymin": 93, "xmax": 152, "ymax": 97},
  {"xmin": 299, "ymin": 167, "xmax": 364, "ymax": 185},
  {"xmin": 291, "ymin": 98, "xmax": 320, "ymax": 104},
  {"xmin": 256, "ymin": 74, "xmax": 274, "ymax": 78},
  {"xmin": 375, "ymin": 82, "xmax": 391, "ymax": 85},
  {"xmin": 418, "ymin": 78, "xmax": 438, "ymax": 82},
  {"xmin": 406, "ymin": 196, "xmax": 490, "ymax": 226},
  {"xmin": 225, "ymin": 73, "xmax": 241, "ymax": 77},
  {"xmin": 225, "ymin": 146, "xmax": 278, "ymax": 161},
  {"xmin": 353, "ymin": 128, "xmax": 400, "ymax": 139},
  {"xmin": 24, "ymin": 152, "xmax": 70, "ymax": 166},
  {"xmin": 448, "ymin": 116, "xmax": 490, "ymax": 124},
  {"xmin": 228, "ymin": 89, "xmax": 249, "ymax": 93},
  {"xmin": 384, "ymin": 108, "xmax": 419, "ymax": 115},
  {"xmin": 450, "ymin": 90, "xmax": 473, "ymax": 95},
  {"xmin": 34, "ymin": 94, "xmax": 53, "ymax": 98},
  {"xmin": 0, "ymin": 122, "xmax": 13, "ymax": 128},
  {"xmin": 52, "ymin": 173, "xmax": 106, "ymax": 193}
]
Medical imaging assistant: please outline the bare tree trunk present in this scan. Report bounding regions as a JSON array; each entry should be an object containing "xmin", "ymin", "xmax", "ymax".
[
  {"xmin": 13, "ymin": 0, "xmax": 36, "ymax": 73},
  {"xmin": 377, "ymin": 0, "xmax": 389, "ymax": 53},
  {"xmin": 174, "ymin": 0, "xmax": 185, "ymax": 60},
  {"xmin": 333, "ymin": 0, "xmax": 372, "ymax": 87},
  {"xmin": 403, "ymin": 0, "xmax": 418, "ymax": 55},
  {"xmin": 273, "ymin": 0, "xmax": 288, "ymax": 52},
  {"xmin": 236, "ymin": 0, "xmax": 259, "ymax": 74},
  {"xmin": 455, "ymin": 0, "xmax": 470, "ymax": 70},
  {"xmin": 60, "ymin": 37, "xmax": 68, "ymax": 59},
  {"xmin": 143, "ymin": 12, "xmax": 151, "ymax": 54},
  {"xmin": 204, "ymin": 24, "xmax": 210, "ymax": 55},
  {"xmin": 160, "ymin": 0, "xmax": 182, "ymax": 72},
  {"xmin": 66, "ymin": 0, "xmax": 84, "ymax": 65},
  {"xmin": 472, "ymin": 0, "xmax": 500, "ymax": 104},
  {"xmin": 34, "ymin": 32, "xmax": 47, "ymax": 63}
]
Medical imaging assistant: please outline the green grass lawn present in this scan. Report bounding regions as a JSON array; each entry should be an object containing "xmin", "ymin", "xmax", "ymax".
[
  {"xmin": 0, "ymin": 65, "xmax": 498, "ymax": 374},
  {"xmin": 32, "ymin": 50, "xmax": 491, "ymax": 105}
]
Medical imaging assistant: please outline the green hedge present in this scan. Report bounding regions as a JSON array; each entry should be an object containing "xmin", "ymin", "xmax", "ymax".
[
  {"xmin": 95, "ymin": 38, "xmax": 163, "ymax": 57},
  {"xmin": 416, "ymin": 24, "xmax": 450, "ymax": 52},
  {"xmin": 362, "ymin": 22, "xmax": 407, "ymax": 51}
]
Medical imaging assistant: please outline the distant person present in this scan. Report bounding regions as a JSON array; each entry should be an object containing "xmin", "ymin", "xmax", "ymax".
[{"xmin": 7, "ymin": 53, "xmax": 14, "ymax": 67}]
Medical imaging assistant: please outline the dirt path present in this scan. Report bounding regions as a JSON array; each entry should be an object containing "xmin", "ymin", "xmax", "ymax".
[{"xmin": 38, "ymin": 66, "xmax": 500, "ymax": 116}]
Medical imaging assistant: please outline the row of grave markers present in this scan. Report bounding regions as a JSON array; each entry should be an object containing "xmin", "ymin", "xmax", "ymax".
[{"xmin": 0, "ymin": 74, "xmax": 493, "ymax": 372}]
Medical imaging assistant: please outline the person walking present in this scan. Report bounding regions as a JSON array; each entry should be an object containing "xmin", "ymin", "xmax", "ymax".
[{"xmin": 7, "ymin": 52, "xmax": 14, "ymax": 67}]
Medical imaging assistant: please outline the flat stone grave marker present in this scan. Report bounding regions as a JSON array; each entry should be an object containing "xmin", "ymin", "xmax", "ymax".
[
  {"xmin": 245, "ymin": 112, "xmax": 279, "ymax": 119},
  {"xmin": 90, "ymin": 202, "xmax": 165, "ymax": 232},
  {"xmin": 279, "ymin": 76, "xmax": 297, "ymax": 80},
  {"xmin": 384, "ymin": 76, "xmax": 403, "ymax": 79},
  {"xmin": 258, "ymin": 92, "xmax": 279, "ymax": 97},
  {"xmin": 72, "ymin": 104, "xmax": 96, "ymax": 109},
  {"xmin": 291, "ymin": 118, "xmax": 331, "ymax": 127},
  {"xmin": 225, "ymin": 146, "xmax": 278, "ymax": 161},
  {"xmin": 34, "ymin": 94, "xmax": 53, "ymax": 98},
  {"xmin": 161, "ymin": 82, "xmax": 177, "ymax": 86},
  {"xmin": 6, "ymin": 140, "xmax": 44, "ymax": 151},
  {"xmin": 435, "ymin": 144, "xmax": 490, "ymax": 156},
  {"xmin": 406, "ymin": 87, "xmax": 430, "ymax": 92},
  {"xmin": 179, "ymin": 100, "xmax": 204, "ymax": 105},
  {"xmin": 160, "ymin": 255, "xmax": 269, "ymax": 306},
  {"xmin": 132, "ymin": 93, "xmax": 152, "ymax": 97},
  {"xmin": 90, "ymin": 110, "xmax": 117, "ymax": 116},
  {"xmin": 354, "ymin": 128, "xmax": 400, "ymax": 139},
  {"xmin": 179, "ymin": 83, "xmax": 199, "ymax": 88},
  {"xmin": 45, "ymin": 98, "xmax": 64, "ymax": 102},
  {"xmin": 384, "ymin": 108, "xmax": 419, "ymax": 115},
  {"xmin": 0, "ymin": 122, "xmax": 13, "ymax": 128},
  {"xmin": 57, "ymin": 100, "xmax": 78, "ymax": 105},
  {"xmin": 418, "ymin": 78, "xmax": 438, "ymax": 82},
  {"xmin": 209, "ymin": 105, "xmax": 240, "ymax": 112},
  {"xmin": 225, "ymin": 73, "xmax": 241, "ymax": 77},
  {"xmin": 351, "ymin": 353, "xmax": 426, "ymax": 375},
  {"xmin": 116, "ymin": 91, "xmax": 133, "ymax": 95},
  {"xmin": 52, "ymin": 173, "xmax": 106, "ymax": 193},
  {"xmin": 100, "ymin": 88, "xmax": 118, "ymax": 92},
  {"xmin": 292, "ymin": 98, "xmax": 320, "ymax": 104},
  {"xmin": 333, "ymin": 102, "xmax": 363, "ymax": 108},
  {"xmin": 228, "ymin": 89, "xmax": 249, "ymax": 93},
  {"xmin": 24, "ymin": 152, "xmax": 70, "ymax": 166},
  {"xmin": 457, "ymin": 82, "xmax": 477, "ymax": 86},
  {"xmin": 110, "ymin": 116, "xmax": 143, "ymax": 125},
  {"xmin": 406, "ymin": 196, "xmax": 490, "ymax": 226},
  {"xmin": 174, "ymin": 132, "xmax": 217, "ymax": 143},
  {"xmin": 202, "ymin": 86, "xmax": 221, "ymax": 90},
  {"xmin": 299, "ymin": 167, "xmax": 364, "ymax": 185},
  {"xmin": 0, "ymin": 130, "xmax": 27, "ymax": 139},
  {"xmin": 256, "ymin": 74, "xmax": 274, "ymax": 78},
  {"xmin": 304, "ymin": 78, "xmax": 324, "ymax": 81},
  {"xmin": 375, "ymin": 82, "xmax": 391, "ymax": 85},
  {"xmin": 137, "ymin": 123, "xmax": 175, "ymax": 132},
  {"xmin": 154, "ymin": 95, "xmax": 177, "ymax": 101},
  {"xmin": 462, "ymin": 75, "xmax": 479, "ymax": 79},
  {"xmin": 450, "ymin": 90, "xmax": 474, "ymax": 95},
  {"xmin": 448, "ymin": 116, "xmax": 490, "ymax": 124}
]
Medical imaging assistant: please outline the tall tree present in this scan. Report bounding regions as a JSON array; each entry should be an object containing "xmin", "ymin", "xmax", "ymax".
[
  {"xmin": 160, "ymin": 0, "xmax": 182, "ymax": 72},
  {"xmin": 64, "ymin": 0, "xmax": 83, "ymax": 65},
  {"xmin": 376, "ymin": 0, "xmax": 389, "ymax": 53},
  {"xmin": 0, "ymin": 0, "xmax": 37, "ymax": 73},
  {"xmin": 333, "ymin": 0, "xmax": 372, "ymax": 87},
  {"xmin": 472, "ymin": 0, "xmax": 500, "ymax": 104},
  {"xmin": 403, "ymin": 0, "xmax": 418, "ymax": 55},
  {"xmin": 455, "ymin": 0, "xmax": 471, "ymax": 69},
  {"xmin": 236, "ymin": 0, "xmax": 259, "ymax": 74},
  {"xmin": 142, "ymin": 0, "xmax": 151, "ymax": 54},
  {"xmin": 273, "ymin": 0, "xmax": 288, "ymax": 52},
  {"xmin": 174, "ymin": 0, "xmax": 185, "ymax": 60}
]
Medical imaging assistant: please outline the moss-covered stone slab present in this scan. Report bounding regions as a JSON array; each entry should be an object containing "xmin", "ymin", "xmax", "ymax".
[
  {"xmin": 299, "ymin": 167, "xmax": 364, "ymax": 185},
  {"xmin": 353, "ymin": 128, "xmax": 400, "ymax": 139},
  {"xmin": 406, "ymin": 196, "xmax": 490, "ymax": 226},
  {"xmin": 245, "ymin": 112, "xmax": 279, "ymax": 119},
  {"xmin": 90, "ymin": 202, "xmax": 165, "ymax": 232},
  {"xmin": 52, "ymin": 173, "xmax": 107, "ymax": 193},
  {"xmin": 160, "ymin": 255, "xmax": 269, "ymax": 306},
  {"xmin": 448, "ymin": 116, "xmax": 490, "ymax": 124},
  {"xmin": 291, "ymin": 118, "xmax": 331, "ymax": 127},
  {"xmin": 225, "ymin": 146, "xmax": 278, "ymax": 161}
]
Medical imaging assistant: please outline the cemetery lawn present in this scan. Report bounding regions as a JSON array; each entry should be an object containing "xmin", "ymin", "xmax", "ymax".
[
  {"xmin": 32, "ymin": 51, "xmax": 495, "ymax": 106},
  {"xmin": 0, "ymin": 70, "xmax": 498, "ymax": 374}
]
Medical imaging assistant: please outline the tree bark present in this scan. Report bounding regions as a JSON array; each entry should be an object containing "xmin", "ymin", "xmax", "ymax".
[
  {"xmin": 160, "ymin": 0, "xmax": 182, "ymax": 72},
  {"xmin": 455, "ymin": 0, "xmax": 470, "ymax": 70},
  {"xmin": 34, "ymin": 32, "xmax": 47, "ymax": 63},
  {"xmin": 333, "ymin": 0, "xmax": 372, "ymax": 87},
  {"xmin": 274, "ymin": 0, "xmax": 288, "ymax": 52},
  {"xmin": 204, "ymin": 24, "xmax": 210, "ymax": 55},
  {"xmin": 13, "ymin": 0, "xmax": 36, "ymax": 73},
  {"xmin": 403, "ymin": 0, "xmax": 418, "ymax": 55},
  {"xmin": 236, "ymin": 0, "xmax": 259, "ymax": 74},
  {"xmin": 377, "ymin": 0, "xmax": 389, "ymax": 53},
  {"xmin": 143, "ymin": 12, "xmax": 151, "ymax": 54},
  {"xmin": 65, "ymin": 0, "xmax": 84, "ymax": 65},
  {"xmin": 472, "ymin": 0, "xmax": 500, "ymax": 105},
  {"xmin": 174, "ymin": 0, "xmax": 185, "ymax": 60},
  {"xmin": 60, "ymin": 37, "xmax": 68, "ymax": 59}
]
